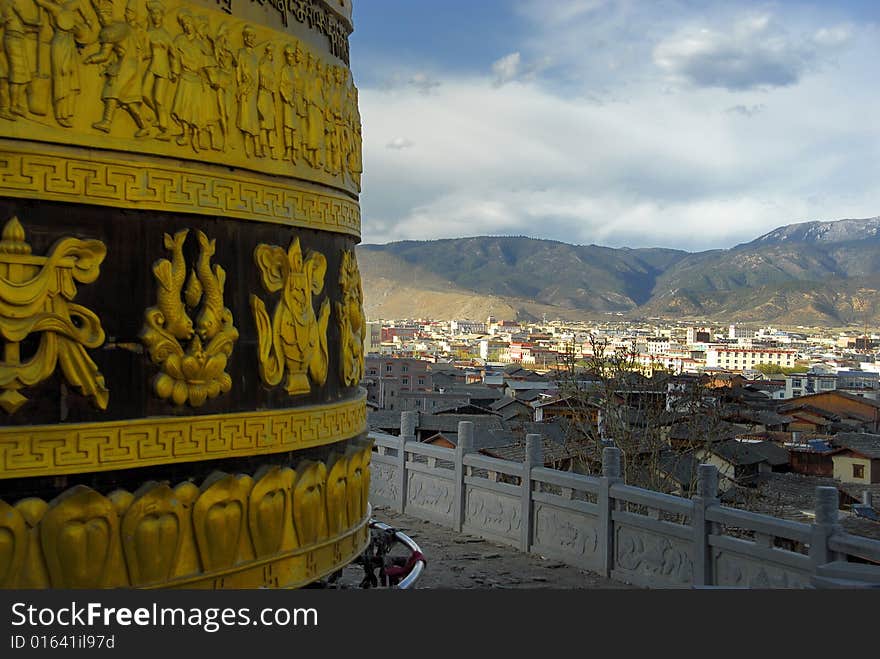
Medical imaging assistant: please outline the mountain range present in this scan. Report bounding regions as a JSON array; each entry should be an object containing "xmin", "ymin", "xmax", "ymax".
[{"xmin": 357, "ymin": 216, "xmax": 880, "ymax": 327}]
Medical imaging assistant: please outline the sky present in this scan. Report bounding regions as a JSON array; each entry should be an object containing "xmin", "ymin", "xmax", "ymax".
[{"xmin": 349, "ymin": 1, "xmax": 880, "ymax": 251}]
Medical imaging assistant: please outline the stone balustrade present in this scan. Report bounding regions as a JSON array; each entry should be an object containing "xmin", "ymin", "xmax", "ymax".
[{"xmin": 370, "ymin": 415, "xmax": 880, "ymax": 589}]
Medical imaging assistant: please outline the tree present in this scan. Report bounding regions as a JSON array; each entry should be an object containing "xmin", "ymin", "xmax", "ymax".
[{"xmin": 552, "ymin": 333, "xmax": 730, "ymax": 497}]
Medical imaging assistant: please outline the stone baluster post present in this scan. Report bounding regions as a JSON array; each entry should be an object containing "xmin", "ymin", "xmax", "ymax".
[
  {"xmin": 810, "ymin": 486, "xmax": 841, "ymax": 573},
  {"xmin": 599, "ymin": 446, "xmax": 622, "ymax": 578},
  {"xmin": 454, "ymin": 421, "xmax": 475, "ymax": 532},
  {"xmin": 521, "ymin": 433, "xmax": 543, "ymax": 552},
  {"xmin": 398, "ymin": 410, "xmax": 418, "ymax": 513},
  {"xmin": 692, "ymin": 464, "xmax": 719, "ymax": 587}
]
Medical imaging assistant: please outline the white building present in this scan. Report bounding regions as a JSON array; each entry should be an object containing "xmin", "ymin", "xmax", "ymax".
[
  {"xmin": 450, "ymin": 320, "xmax": 487, "ymax": 335},
  {"xmin": 706, "ymin": 347, "xmax": 796, "ymax": 371},
  {"xmin": 728, "ymin": 324, "xmax": 755, "ymax": 341}
]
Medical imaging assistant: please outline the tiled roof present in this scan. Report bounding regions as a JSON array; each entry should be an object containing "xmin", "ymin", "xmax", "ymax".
[{"xmin": 832, "ymin": 433, "xmax": 880, "ymax": 459}]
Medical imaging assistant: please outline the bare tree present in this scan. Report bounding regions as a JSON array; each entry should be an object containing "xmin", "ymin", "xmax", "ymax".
[{"xmin": 552, "ymin": 332, "xmax": 730, "ymax": 498}]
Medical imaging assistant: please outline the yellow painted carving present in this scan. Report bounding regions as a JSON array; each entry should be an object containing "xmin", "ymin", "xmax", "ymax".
[
  {"xmin": 141, "ymin": 229, "xmax": 238, "ymax": 407},
  {"xmin": 325, "ymin": 453, "xmax": 349, "ymax": 536},
  {"xmin": 0, "ymin": 143, "xmax": 362, "ymax": 237},
  {"xmin": 171, "ymin": 481, "xmax": 201, "ymax": 578},
  {"xmin": 12, "ymin": 499, "xmax": 49, "ymax": 588},
  {"xmin": 0, "ymin": 217, "xmax": 108, "ymax": 414},
  {"xmin": 0, "ymin": 0, "xmax": 363, "ymax": 193},
  {"xmin": 251, "ymin": 238, "xmax": 329, "ymax": 395},
  {"xmin": 292, "ymin": 460, "xmax": 328, "ymax": 547},
  {"xmin": 248, "ymin": 465, "xmax": 297, "ymax": 557},
  {"xmin": 193, "ymin": 472, "xmax": 254, "ymax": 572},
  {"xmin": 0, "ymin": 455, "xmax": 371, "ymax": 589},
  {"xmin": 39, "ymin": 485, "xmax": 124, "ymax": 588},
  {"xmin": 346, "ymin": 443, "xmax": 371, "ymax": 525},
  {"xmin": 0, "ymin": 393, "xmax": 367, "ymax": 479},
  {"xmin": 0, "ymin": 499, "xmax": 27, "ymax": 587},
  {"xmin": 337, "ymin": 249, "xmax": 365, "ymax": 387},
  {"xmin": 122, "ymin": 482, "xmax": 184, "ymax": 586}
]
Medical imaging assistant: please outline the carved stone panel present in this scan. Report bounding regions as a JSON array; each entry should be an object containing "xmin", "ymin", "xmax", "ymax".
[
  {"xmin": 464, "ymin": 488, "xmax": 520, "ymax": 542},
  {"xmin": 406, "ymin": 472, "xmax": 454, "ymax": 521},
  {"xmin": 533, "ymin": 503, "xmax": 600, "ymax": 564},
  {"xmin": 714, "ymin": 551, "xmax": 810, "ymax": 589},
  {"xmin": 614, "ymin": 524, "xmax": 693, "ymax": 587},
  {"xmin": 368, "ymin": 461, "xmax": 399, "ymax": 506}
]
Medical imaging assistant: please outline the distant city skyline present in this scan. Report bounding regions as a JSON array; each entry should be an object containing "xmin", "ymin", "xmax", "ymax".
[{"xmin": 350, "ymin": 0, "xmax": 880, "ymax": 251}]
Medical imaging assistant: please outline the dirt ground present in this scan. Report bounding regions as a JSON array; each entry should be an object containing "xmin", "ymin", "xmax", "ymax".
[{"xmin": 337, "ymin": 507, "xmax": 631, "ymax": 589}]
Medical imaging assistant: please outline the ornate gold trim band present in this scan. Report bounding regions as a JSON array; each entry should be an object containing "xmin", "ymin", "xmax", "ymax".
[
  {"xmin": 0, "ymin": 393, "xmax": 366, "ymax": 479},
  {"xmin": 0, "ymin": 447, "xmax": 373, "ymax": 589},
  {"xmin": 0, "ymin": 142, "xmax": 361, "ymax": 238}
]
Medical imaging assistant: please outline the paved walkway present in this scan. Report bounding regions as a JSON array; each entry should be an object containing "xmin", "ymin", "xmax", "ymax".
[{"xmin": 360, "ymin": 507, "xmax": 631, "ymax": 589}]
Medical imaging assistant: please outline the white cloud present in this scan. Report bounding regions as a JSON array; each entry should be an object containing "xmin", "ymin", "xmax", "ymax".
[
  {"xmin": 517, "ymin": 0, "xmax": 608, "ymax": 26},
  {"xmin": 491, "ymin": 51, "xmax": 553, "ymax": 87},
  {"xmin": 408, "ymin": 72, "xmax": 442, "ymax": 95},
  {"xmin": 355, "ymin": 4, "xmax": 880, "ymax": 251},
  {"xmin": 725, "ymin": 104, "xmax": 765, "ymax": 117},
  {"xmin": 386, "ymin": 137, "xmax": 415, "ymax": 150},
  {"xmin": 652, "ymin": 13, "xmax": 856, "ymax": 92},
  {"xmin": 492, "ymin": 52, "xmax": 521, "ymax": 86}
]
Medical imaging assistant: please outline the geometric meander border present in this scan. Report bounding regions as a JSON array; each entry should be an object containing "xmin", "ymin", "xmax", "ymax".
[
  {"xmin": 0, "ymin": 394, "xmax": 366, "ymax": 479},
  {"xmin": 0, "ymin": 143, "xmax": 361, "ymax": 238}
]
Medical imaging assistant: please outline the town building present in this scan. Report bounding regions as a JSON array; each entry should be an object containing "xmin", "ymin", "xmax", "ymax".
[{"xmin": 706, "ymin": 347, "xmax": 797, "ymax": 371}]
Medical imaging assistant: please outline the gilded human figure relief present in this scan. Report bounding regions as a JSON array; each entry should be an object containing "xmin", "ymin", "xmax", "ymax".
[
  {"xmin": 337, "ymin": 250, "xmax": 365, "ymax": 387},
  {"xmin": 143, "ymin": 0, "xmax": 174, "ymax": 140},
  {"xmin": 168, "ymin": 9, "xmax": 205, "ymax": 150},
  {"xmin": 234, "ymin": 23, "xmax": 260, "ymax": 157},
  {"xmin": 0, "ymin": 0, "xmax": 363, "ymax": 189},
  {"xmin": 84, "ymin": 0, "xmax": 150, "ymax": 136},
  {"xmin": 0, "ymin": 217, "xmax": 109, "ymax": 414},
  {"xmin": 279, "ymin": 43, "xmax": 297, "ymax": 163},
  {"xmin": 141, "ymin": 228, "xmax": 238, "ymax": 407},
  {"xmin": 256, "ymin": 42, "xmax": 278, "ymax": 158},
  {"xmin": 250, "ymin": 238, "xmax": 329, "ymax": 396}
]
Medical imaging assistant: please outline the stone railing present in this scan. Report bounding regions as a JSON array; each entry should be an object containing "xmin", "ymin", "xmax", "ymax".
[{"xmin": 369, "ymin": 415, "xmax": 880, "ymax": 589}]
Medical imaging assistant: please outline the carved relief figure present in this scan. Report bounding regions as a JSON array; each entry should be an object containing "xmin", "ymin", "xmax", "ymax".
[
  {"xmin": 334, "ymin": 66, "xmax": 350, "ymax": 174},
  {"xmin": 346, "ymin": 83, "xmax": 362, "ymax": 189},
  {"xmin": 0, "ymin": 216, "xmax": 109, "ymax": 414},
  {"xmin": 256, "ymin": 41, "xmax": 276, "ymax": 158},
  {"xmin": 141, "ymin": 228, "xmax": 238, "ymax": 407},
  {"xmin": 278, "ymin": 43, "xmax": 296, "ymax": 163},
  {"xmin": 142, "ymin": 0, "xmax": 173, "ymax": 140},
  {"xmin": 234, "ymin": 23, "xmax": 259, "ymax": 156},
  {"xmin": 303, "ymin": 53, "xmax": 323, "ymax": 169},
  {"xmin": 194, "ymin": 13, "xmax": 221, "ymax": 151},
  {"xmin": 32, "ymin": 0, "xmax": 91, "ymax": 127},
  {"xmin": 250, "ymin": 237, "xmax": 329, "ymax": 396},
  {"xmin": 168, "ymin": 9, "xmax": 204, "ymax": 150},
  {"xmin": 336, "ymin": 250, "xmax": 364, "ymax": 387},
  {"xmin": 323, "ymin": 63, "xmax": 341, "ymax": 174},
  {"xmin": 85, "ymin": 0, "xmax": 149, "ymax": 136},
  {"xmin": 210, "ymin": 21, "xmax": 234, "ymax": 148},
  {"xmin": 291, "ymin": 42, "xmax": 307, "ymax": 161},
  {"xmin": 0, "ymin": 0, "xmax": 41, "ymax": 118},
  {"xmin": 0, "ymin": 0, "xmax": 361, "ymax": 191}
]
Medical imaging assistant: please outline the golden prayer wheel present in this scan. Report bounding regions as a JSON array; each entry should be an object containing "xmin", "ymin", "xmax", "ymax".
[{"xmin": 0, "ymin": 0, "xmax": 369, "ymax": 589}]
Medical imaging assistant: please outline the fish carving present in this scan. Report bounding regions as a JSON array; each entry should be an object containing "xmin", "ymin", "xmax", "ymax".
[
  {"xmin": 141, "ymin": 229, "xmax": 237, "ymax": 408},
  {"xmin": 195, "ymin": 230, "xmax": 226, "ymax": 341},
  {"xmin": 152, "ymin": 230, "xmax": 193, "ymax": 341}
]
